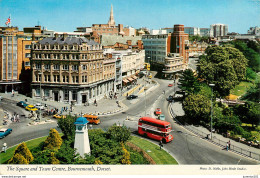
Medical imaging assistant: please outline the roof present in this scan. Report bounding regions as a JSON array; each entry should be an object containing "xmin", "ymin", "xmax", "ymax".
[
  {"xmin": 139, "ymin": 117, "xmax": 170, "ymax": 126},
  {"xmin": 74, "ymin": 117, "xmax": 89, "ymax": 125},
  {"xmin": 38, "ymin": 37, "xmax": 99, "ymax": 46},
  {"xmin": 101, "ymin": 35, "xmax": 141, "ymax": 46}
]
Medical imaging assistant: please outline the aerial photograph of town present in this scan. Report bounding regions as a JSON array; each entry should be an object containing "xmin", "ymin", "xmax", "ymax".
[{"xmin": 0, "ymin": 0, "xmax": 259, "ymax": 177}]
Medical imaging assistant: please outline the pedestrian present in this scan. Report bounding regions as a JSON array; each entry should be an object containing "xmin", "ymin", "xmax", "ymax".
[
  {"xmin": 226, "ymin": 142, "xmax": 229, "ymax": 151},
  {"xmin": 66, "ymin": 106, "xmax": 68, "ymax": 111},
  {"xmin": 228, "ymin": 140, "xmax": 231, "ymax": 150},
  {"xmin": 16, "ymin": 114, "xmax": 20, "ymax": 122},
  {"xmin": 11, "ymin": 115, "xmax": 14, "ymax": 122},
  {"xmin": 159, "ymin": 140, "xmax": 163, "ymax": 150}
]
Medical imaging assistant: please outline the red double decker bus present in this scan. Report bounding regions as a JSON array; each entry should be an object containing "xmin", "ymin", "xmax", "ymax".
[{"xmin": 138, "ymin": 117, "xmax": 173, "ymax": 143}]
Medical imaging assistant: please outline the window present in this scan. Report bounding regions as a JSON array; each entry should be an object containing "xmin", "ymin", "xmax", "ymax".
[
  {"xmin": 25, "ymin": 45, "xmax": 31, "ymax": 49},
  {"xmin": 44, "ymin": 75, "xmax": 50, "ymax": 82},
  {"xmin": 63, "ymin": 65, "xmax": 69, "ymax": 70},
  {"xmin": 63, "ymin": 75, "xmax": 69, "ymax": 83},
  {"xmin": 72, "ymin": 65, "xmax": 78, "ymax": 71},
  {"xmin": 53, "ymin": 54, "xmax": 57, "ymax": 59},
  {"xmin": 25, "ymin": 62, "xmax": 30, "ymax": 66},
  {"xmin": 25, "ymin": 53, "xmax": 31, "ymax": 58},
  {"xmin": 64, "ymin": 90, "xmax": 69, "ymax": 100},
  {"xmin": 82, "ymin": 65, "xmax": 87, "ymax": 70},
  {"xmin": 72, "ymin": 91, "xmax": 77, "ymax": 101},
  {"xmin": 44, "ymin": 89, "xmax": 49, "ymax": 97},
  {"xmin": 45, "ymin": 64, "xmax": 50, "ymax": 69},
  {"xmin": 53, "ymin": 65, "xmax": 60, "ymax": 70},
  {"xmin": 53, "ymin": 75, "xmax": 60, "ymax": 82},
  {"xmin": 36, "ymin": 64, "xmax": 41, "ymax": 69}
]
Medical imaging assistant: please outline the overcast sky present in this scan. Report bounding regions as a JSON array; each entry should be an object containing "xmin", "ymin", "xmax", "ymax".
[{"xmin": 0, "ymin": 0, "xmax": 259, "ymax": 33}]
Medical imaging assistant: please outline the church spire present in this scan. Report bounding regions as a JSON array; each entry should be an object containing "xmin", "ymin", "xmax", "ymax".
[{"xmin": 108, "ymin": 4, "xmax": 115, "ymax": 27}]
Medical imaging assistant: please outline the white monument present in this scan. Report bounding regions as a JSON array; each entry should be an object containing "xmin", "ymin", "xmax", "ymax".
[{"xmin": 74, "ymin": 117, "xmax": 91, "ymax": 157}]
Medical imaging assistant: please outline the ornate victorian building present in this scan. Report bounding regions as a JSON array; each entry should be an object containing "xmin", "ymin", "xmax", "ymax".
[{"xmin": 31, "ymin": 34, "xmax": 115, "ymax": 105}]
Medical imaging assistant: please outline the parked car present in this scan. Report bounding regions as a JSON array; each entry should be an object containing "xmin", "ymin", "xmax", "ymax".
[
  {"xmin": 25, "ymin": 105, "xmax": 38, "ymax": 111},
  {"xmin": 127, "ymin": 95, "xmax": 138, "ymax": 100},
  {"xmin": 154, "ymin": 108, "xmax": 162, "ymax": 116},
  {"xmin": 34, "ymin": 103, "xmax": 44, "ymax": 110},
  {"xmin": 0, "ymin": 128, "xmax": 12, "ymax": 138},
  {"xmin": 53, "ymin": 114, "xmax": 66, "ymax": 119},
  {"xmin": 17, "ymin": 101, "xmax": 28, "ymax": 108},
  {"xmin": 168, "ymin": 84, "xmax": 173, "ymax": 87},
  {"xmin": 158, "ymin": 114, "xmax": 165, "ymax": 121}
]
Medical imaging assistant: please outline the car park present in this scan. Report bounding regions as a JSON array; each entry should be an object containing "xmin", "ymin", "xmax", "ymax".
[
  {"xmin": 127, "ymin": 95, "xmax": 138, "ymax": 100},
  {"xmin": 25, "ymin": 105, "xmax": 38, "ymax": 111},
  {"xmin": 53, "ymin": 114, "xmax": 66, "ymax": 119},
  {"xmin": 17, "ymin": 101, "xmax": 28, "ymax": 108},
  {"xmin": 0, "ymin": 128, "xmax": 12, "ymax": 138},
  {"xmin": 154, "ymin": 108, "xmax": 162, "ymax": 116},
  {"xmin": 34, "ymin": 103, "xmax": 44, "ymax": 110}
]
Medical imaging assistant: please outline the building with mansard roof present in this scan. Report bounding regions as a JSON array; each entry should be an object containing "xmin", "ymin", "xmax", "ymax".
[{"xmin": 31, "ymin": 34, "xmax": 115, "ymax": 105}]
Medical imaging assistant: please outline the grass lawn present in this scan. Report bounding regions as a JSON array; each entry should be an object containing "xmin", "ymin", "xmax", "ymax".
[
  {"xmin": 128, "ymin": 136, "xmax": 178, "ymax": 164},
  {"xmin": 230, "ymin": 81, "xmax": 254, "ymax": 96},
  {"xmin": 0, "ymin": 136, "xmax": 48, "ymax": 164}
]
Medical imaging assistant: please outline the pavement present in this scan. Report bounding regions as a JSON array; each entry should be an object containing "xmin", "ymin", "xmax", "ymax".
[
  {"xmin": 170, "ymin": 101, "xmax": 260, "ymax": 158},
  {"xmin": 0, "ymin": 75, "xmax": 157, "ymax": 127}
]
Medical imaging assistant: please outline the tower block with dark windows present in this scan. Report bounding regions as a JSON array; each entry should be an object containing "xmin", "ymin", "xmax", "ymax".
[{"xmin": 74, "ymin": 117, "xmax": 91, "ymax": 157}]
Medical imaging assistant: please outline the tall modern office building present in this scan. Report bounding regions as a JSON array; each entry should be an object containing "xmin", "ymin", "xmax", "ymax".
[{"xmin": 210, "ymin": 24, "xmax": 228, "ymax": 37}]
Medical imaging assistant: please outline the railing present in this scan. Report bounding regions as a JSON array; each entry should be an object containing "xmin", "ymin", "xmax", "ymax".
[{"xmin": 169, "ymin": 103, "xmax": 260, "ymax": 161}]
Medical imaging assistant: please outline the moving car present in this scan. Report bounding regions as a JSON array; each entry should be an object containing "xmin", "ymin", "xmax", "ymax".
[
  {"xmin": 53, "ymin": 114, "xmax": 66, "ymax": 119},
  {"xmin": 154, "ymin": 108, "xmax": 162, "ymax": 116},
  {"xmin": 127, "ymin": 95, "xmax": 138, "ymax": 100},
  {"xmin": 166, "ymin": 95, "xmax": 174, "ymax": 102},
  {"xmin": 34, "ymin": 103, "xmax": 44, "ymax": 110},
  {"xmin": 168, "ymin": 84, "xmax": 173, "ymax": 87},
  {"xmin": 83, "ymin": 114, "xmax": 101, "ymax": 125},
  {"xmin": 17, "ymin": 101, "xmax": 28, "ymax": 108},
  {"xmin": 25, "ymin": 105, "xmax": 38, "ymax": 111},
  {"xmin": 0, "ymin": 128, "xmax": 12, "ymax": 138},
  {"xmin": 158, "ymin": 114, "xmax": 165, "ymax": 121}
]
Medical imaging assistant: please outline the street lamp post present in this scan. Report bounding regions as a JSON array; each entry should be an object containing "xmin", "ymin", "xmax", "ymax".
[
  {"xmin": 209, "ymin": 83, "xmax": 215, "ymax": 140},
  {"xmin": 39, "ymin": 72, "xmax": 42, "ymax": 122}
]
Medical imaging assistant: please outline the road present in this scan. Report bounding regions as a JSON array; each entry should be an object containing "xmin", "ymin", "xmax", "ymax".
[{"xmin": 0, "ymin": 77, "xmax": 258, "ymax": 165}]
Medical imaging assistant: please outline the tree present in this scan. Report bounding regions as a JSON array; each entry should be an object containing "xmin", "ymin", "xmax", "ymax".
[
  {"xmin": 106, "ymin": 124, "xmax": 131, "ymax": 143},
  {"xmin": 233, "ymin": 101, "xmax": 260, "ymax": 127},
  {"xmin": 9, "ymin": 142, "xmax": 34, "ymax": 163},
  {"xmin": 57, "ymin": 115, "xmax": 76, "ymax": 139},
  {"xmin": 245, "ymin": 102, "xmax": 260, "ymax": 127},
  {"xmin": 246, "ymin": 67, "xmax": 257, "ymax": 81},
  {"xmin": 50, "ymin": 152, "xmax": 60, "ymax": 164},
  {"xmin": 227, "ymin": 40, "xmax": 260, "ymax": 72},
  {"xmin": 31, "ymin": 150, "xmax": 59, "ymax": 164},
  {"xmin": 44, "ymin": 128, "xmax": 63, "ymax": 150},
  {"xmin": 241, "ymin": 82, "xmax": 260, "ymax": 102},
  {"xmin": 182, "ymin": 94, "xmax": 211, "ymax": 123},
  {"xmin": 55, "ymin": 138, "xmax": 80, "ymax": 164},
  {"xmin": 198, "ymin": 46, "xmax": 248, "ymax": 97},
  {"xmin": 8, "ymin": 153, "xmax": 28, "ymax": 164},
  {"xmin": 178, "ymin": 69, "xmax": 200, "ymax": 95},
  {"xmin": 94, "ymin": 159, "xmax": 103, "ymax": 165},
  {"xmin": 121, "ymin": 143, "xmax": 131, "ymax": 165}
]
